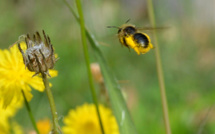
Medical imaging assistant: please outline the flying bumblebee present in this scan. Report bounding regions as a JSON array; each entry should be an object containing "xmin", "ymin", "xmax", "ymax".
[{"xmin": 108, "ymin": 23, "xmax": 154, "ymax": 55}]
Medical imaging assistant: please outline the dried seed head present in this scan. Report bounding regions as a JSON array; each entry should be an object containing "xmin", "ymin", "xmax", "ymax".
[{"xmin": 18, "ymin": 30, "xmax": 57, "ymax": 76}]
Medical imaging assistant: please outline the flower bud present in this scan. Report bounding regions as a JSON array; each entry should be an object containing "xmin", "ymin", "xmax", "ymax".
[{"xmin": 18, "ymin": 30, "xmax": 57, "ymax": 77}]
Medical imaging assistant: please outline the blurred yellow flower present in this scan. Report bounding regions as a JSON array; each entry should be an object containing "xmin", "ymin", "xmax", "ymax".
[
  {"xmin": 0, "ymin": 99, "xmax": 23, "ymax": 134},
  {"xmin": 37, "ymin": 118, "xmax": 51, "ymax": 134},
  {"xmin": 63, "ymin": 103, "xmax": 119, "ymax": 134},
  {"xmin": 0, "ymin": 42, "xmax": 58, "ymax": 108},
  {"xmin": 28, "ymin": 118, "xmax": 52, "ymax": 134},
  {"xmin": 10, "ymin": 122, "xmax": 23, "ymax": 134}
]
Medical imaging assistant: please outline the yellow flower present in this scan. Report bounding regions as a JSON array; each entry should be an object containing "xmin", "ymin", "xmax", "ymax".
[
  {"xmin": 36, "ymin": 118, "xmax": 51, "ymax": 134},
  {"xmin": 0, "ymin": 99, "xmax": 23, "ymax": 134},
  {"xmin": 28, "ymin": 118, "xmax": 52, "ymax": 134},
  {"xmin": 10, "ymin": 122, "xmax": 23, "ymax": 134},
  {"xmin": 63, "ymin": 103, "xmax": 119, "ymax": 134},
  {"xmin": 0, "ymin": 42, "xmax": 58, "ymax": 108}
]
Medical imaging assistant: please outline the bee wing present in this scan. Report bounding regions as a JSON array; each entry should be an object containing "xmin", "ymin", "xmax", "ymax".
[
  {"xmin": 136, "ymin": 26, "xmax": 170, "ymax": 31},
  {"xmin": 98, "ymin": 34, "xmax": 119, "ymax": 47}
]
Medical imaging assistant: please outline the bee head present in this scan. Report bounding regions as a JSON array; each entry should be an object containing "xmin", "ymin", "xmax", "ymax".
[
  {"xmin": 107, "ymin": 23, "xmax": 136, "ymax": 36},
  {"xmin": 123, "ymin": 26, "xmax": 136, "ymax": 35}
]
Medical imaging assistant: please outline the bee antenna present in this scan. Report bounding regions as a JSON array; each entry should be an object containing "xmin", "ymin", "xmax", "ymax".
[
  {"xmin": 125, "ymin": 19, "xmax": 131, "ymax": 23},
  {"xmin": 107, "ymin": 26, "xmax": 119, "ymax": 29}
]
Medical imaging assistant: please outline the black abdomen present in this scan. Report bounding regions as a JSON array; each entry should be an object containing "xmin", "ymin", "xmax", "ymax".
[{"xmin": 133, "ymin": 33, "xmax": 149, "ymax": 48}]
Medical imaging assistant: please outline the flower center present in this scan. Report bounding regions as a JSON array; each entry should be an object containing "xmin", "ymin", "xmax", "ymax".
[{"xmin": 82, "ymin": 120, "xmax": 99, "ymax": 134}]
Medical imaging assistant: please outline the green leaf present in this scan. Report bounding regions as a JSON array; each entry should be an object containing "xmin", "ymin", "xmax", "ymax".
[
  {"xmin": 62, "ymin": 1, "xmax": 138, "ymax": 133},
  {"xmin": 75, "ymin": 0, "xmax": 105, "ymax": 133},
  {"xmin": 85, "ymin": 26, "xmax": 138, "ymax": 134}
]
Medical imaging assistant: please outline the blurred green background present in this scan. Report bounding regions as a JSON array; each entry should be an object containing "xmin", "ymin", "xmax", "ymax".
[{"xmin": 1, "ymin": 0, "xmax": 215, "ymax": 133}]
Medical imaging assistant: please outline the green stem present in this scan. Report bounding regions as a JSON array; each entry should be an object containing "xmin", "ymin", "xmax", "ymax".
[
  {"xmin": 75, "ymin": 0, "xmax": 105, "ymax": 134},
  {"xmin": 197, "ymin": 105, "xmax": 214, "ymax": 134},
  {"xmin": 21, "ymin": 90, "xmax": 40, "ymax": 134},
  {"xmin": 146, "ymin": 0, "xmax": 172, "ymax": 134},
  {"xmin": 42, "ymin": 73, "xmax": 60, "ymax": 134},
  {"xmin": 62, "ymin": 0, "xmax": 103, "ymax": 57},
  {"xmin": 63, "ymin": 0, "xmax": 79, "ymax": 21}
]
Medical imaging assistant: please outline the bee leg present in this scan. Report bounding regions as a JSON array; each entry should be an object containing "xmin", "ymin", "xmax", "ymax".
[
  {"xmin": 123, "ymin": 43, "xmax": 131, "ymax": 52},
  {"xmin": 123, "ymin": 44, "xmax": 131, "ymax": 52},
  {"xmin": 127, "ymin": 47, "xmax": 131, "ymax": 52},
  {"xmin": 150, "ymin": 44, "xmax": 155, "ymax": 49},
  {"xmin": 133, "ymin": 47, "xmax": 140, "ymax": 55}
]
